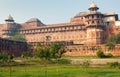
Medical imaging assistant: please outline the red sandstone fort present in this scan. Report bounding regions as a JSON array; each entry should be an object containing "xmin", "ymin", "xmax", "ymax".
[{"xmin": 0, "ymin": 2, "xmax": 120, "ymax": 56}]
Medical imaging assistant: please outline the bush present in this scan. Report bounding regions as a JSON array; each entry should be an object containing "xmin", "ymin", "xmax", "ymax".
[
  {"xmin": 106, "ymin": 53, "xmax": 113, "ymax": 58},
  {"xmin": 107, "ymin": 62, "xmax": 120, "ymax": 68},
  {"xmin": 57, "ymin": 59, "xmax": 70, "ymax": 64},
  {"xmin": 96, "ymin": 50, "xmax": 113, "ymax": 58},
  {"xmin": 96, "ymin": 49, "xmax": 105, "ymax": 58},
  {"xmin": 51, "ymin": 59, "xmax": 70, "ymax": 64},
  {"xmin": 0, "ymin": 52, "xmax": 8, "ymax": 61},
  {"xmin": 82, "ymin": 60, "xmax": 91, "ymax": 67}
]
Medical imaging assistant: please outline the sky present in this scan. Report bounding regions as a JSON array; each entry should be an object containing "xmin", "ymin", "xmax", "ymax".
[{"xmin": 0, "ymin": 0, "xmax": 120, "ymax": 24}]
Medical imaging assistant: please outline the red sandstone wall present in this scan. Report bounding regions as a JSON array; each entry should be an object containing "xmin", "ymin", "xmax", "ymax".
[{"xmin": 64, "ymin": 45, "xmax": 120, "ymax": 56}]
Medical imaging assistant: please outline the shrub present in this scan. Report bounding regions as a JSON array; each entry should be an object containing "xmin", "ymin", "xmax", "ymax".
[
  {"xmin": 82, "ymin": 60, "xmax": 91, "ymax": 67},
  {"xmin": 0, "ymin": 52, "xmax": 8, "ymax": 62},
  {"xmin": 107, "ymin": 62, "xmax": 120, "ymax": 68},
  {"xmin": 96, "ymin": 49, "xmax": 105, "ymax": 58},
  {"xmin": 96, "ymin": 50, "xmax": 113, "ymax": 58},
  {"xmin": 106, "ymin": 53, "xmax": 113, "ymax": 58},
  {"xmin": 51, "ymin": 59, "xmax": 70, "ymax": 64},
  {"xmin": 57, "ymin": 59, "xmax": 70, "ymax": 64}
]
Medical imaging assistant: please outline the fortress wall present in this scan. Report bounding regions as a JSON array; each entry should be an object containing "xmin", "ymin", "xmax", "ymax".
[{"xmin": 64, "ymin": 45, "xmax": 120, "ymax": 56}]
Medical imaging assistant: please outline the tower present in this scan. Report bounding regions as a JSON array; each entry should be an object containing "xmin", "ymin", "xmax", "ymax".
[
  {"xmin": 3, "ymin": 15, "xmax": 17, "ymax": 38},
  {"xmin": 4, "ymin": 15, "xmax": 15, "ymax": 30},
  {"xmin": 85, "ymin": 2, "xmax": 105, "ymax": 45}
]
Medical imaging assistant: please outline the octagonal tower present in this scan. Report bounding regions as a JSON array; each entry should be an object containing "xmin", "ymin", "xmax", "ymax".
[{"xmin": 85, "ymin": 2, "xmax": 105, "ymax": 45}]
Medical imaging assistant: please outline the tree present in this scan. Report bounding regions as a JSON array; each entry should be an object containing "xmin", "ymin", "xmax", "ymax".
[
  {"xmin": 107, "ymin": 35, "xmax": 116, "ymax": 43},
  {"xmin": 0, "ymin": 51, "xmax": 8, "ymax": 64},
  {"xmin": 34, "ymin": 43, "xmax": 66, "ymax": 60},
  {"xmin": 105, "ymin": 42, "xmax": 115, "ymax": 51},
  {"xmin": 34, "ymin": 43, "xmax": 51, "ymax": 60},
  {"xmin": 105, "ymin": 34, "xmax": 117, "ymax": 51},
  {"xmin": 50, "ymin": 43, "xmax": 66, "ymax": 59},
  {"xmin": 56, "ymin": 46, "xmax": 66, "ymax": 58},
  {"xmin": 10, "ymin": 34, "xmax": 26, "ymax": 42},
  {"xmin": 116, "ymin": 33, "xmax": 120, "ymax": 44}
]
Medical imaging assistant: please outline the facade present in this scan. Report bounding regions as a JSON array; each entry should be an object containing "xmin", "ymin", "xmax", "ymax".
[
  {"xmin": 0, "ymin": 2, "xmax": 119, "ymax": 45},
  {"xmin": 0, "ymin": 2, "xmax": 120, "ymax": 56}
]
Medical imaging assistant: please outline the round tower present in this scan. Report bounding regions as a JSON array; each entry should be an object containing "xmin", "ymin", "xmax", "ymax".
[{"xmin": 85, "ymin": 2, "xmax": 105, "ymax": 45}]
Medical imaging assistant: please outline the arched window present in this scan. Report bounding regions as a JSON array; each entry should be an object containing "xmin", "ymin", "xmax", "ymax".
[
  {"xmin": 92, "ymin": 21, "xmax": 94, "ymax": 24},
  {"xmin": 97, "ymin": 21, "xmax": 100, "ymax": 24},
  {"xmin": 88, "ymin": 21, "xmax": 89, "ymax": 24},
  {"xmin": 92, "ymin": 15, "xmax": 94, "ymax": 18}
]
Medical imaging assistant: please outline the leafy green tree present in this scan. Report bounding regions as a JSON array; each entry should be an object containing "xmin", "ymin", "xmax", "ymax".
[
  {"xmin": 11, "ymin": 34, "xmax": 26, "ymax": 41},
  {"xmin": 56, "ymin": 47, "xmax": 66, "ymax": 58},
  {"xmin": 43, "ymin": 48, "xmax": 50, "ymax": 60},
  {"xmin": 34, "ymin": 43, "xmax": 66, "ymax": 60},
  {"xmin": 50, "ymin": 43, "xmax": 62, "ymax": 58},
  {"xmin": 34, "ymin": 43, "xmax": 50, "ymax": 60},
  {"xmin": 50, "ymin": 43, "xmax": 66, "ymax": 59}
]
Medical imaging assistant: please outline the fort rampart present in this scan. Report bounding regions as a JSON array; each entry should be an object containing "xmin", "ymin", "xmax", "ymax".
[{"xmin": 65, "ymin": 45, "xmax": 120, "ymax": 56}]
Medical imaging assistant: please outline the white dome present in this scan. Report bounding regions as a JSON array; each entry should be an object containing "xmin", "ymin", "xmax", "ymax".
[
  {"xmin": 5, "ymin": 15, "xmax": 14, "ymax": 20},
  {"xmin": 90, "ymin": 2, "xmax": 97, "ymax": 8}
]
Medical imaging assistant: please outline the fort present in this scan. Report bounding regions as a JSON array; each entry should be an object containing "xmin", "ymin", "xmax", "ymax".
[{"xmin": 0, "ymin": 2, "xmax": 120, "ymax": 56}]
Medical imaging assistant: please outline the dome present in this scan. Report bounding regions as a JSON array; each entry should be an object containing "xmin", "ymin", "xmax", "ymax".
[
  {"xmin": 26, "ymin": 18, "xmax": 45, "ymax": 26},
  {"xmin": 88, "ymin": 2, "xmax": 99, "ymax": 11},
  {"xmin": 26, "ymin": 18, "xmax": 41, "ymax": 23},
  {"xmin": 90, "ymin": 2, "xmax": 97, "ymax": 8},
  {"xmin": 74, "ymin": 12, "xmax": 88, "ymax": 17},
  {"xmin": 5, "ymin": 15, "xmax": 14, "ymax": 21},
  {"xmin": 5, "ymin": 15, "xmax": 14, "ymax": 22}
]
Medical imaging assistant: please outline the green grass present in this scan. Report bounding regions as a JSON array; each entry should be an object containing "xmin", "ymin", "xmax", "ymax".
[
  {"xmin": 0, "ymin": 58, "xmax": 120, "ymax": 77},
  {"xmin": 0, "ymin": 62, "xmax": 120, "ymax": 77},
  {"xmin": 0, "ymin": 66, "xmax": 120, "ymax": 77}
]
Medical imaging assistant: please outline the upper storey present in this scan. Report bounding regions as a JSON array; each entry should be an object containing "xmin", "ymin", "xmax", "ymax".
[{"xmin": 70, "ymin": 2, "xmax": 118, "ymax": 26}]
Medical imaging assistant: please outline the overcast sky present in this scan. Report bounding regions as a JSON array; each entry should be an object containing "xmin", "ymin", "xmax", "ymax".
[{"xmin": 0, "ymin": 0, "xmax": 119, "ymax": 24}]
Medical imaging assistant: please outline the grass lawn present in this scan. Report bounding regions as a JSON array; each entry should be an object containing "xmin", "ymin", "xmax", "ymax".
[{"xmin": 0, "ymin": 58, "xmax": 120, "ymax": 77}]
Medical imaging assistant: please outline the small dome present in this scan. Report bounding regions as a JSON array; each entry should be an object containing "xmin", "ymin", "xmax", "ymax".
[
  {"xmin": 5, "ymin": 15, "xmax": 14, "ymax": 21},
  {"xmin": 74, "ymin": 12, "xmax": 88, "ymax": 17},
  {"xmin": 90, "ymin": 2, "xmax": 97, "ymax": 8},
  {"xmin": 26, "ymin": 18, "xmax": 41, "ymax": 23},
  {"xmin": 88, "ymin": 2, "xmax": 99, "ymax": 11},
  {"xmin": 26, "ymin": 18, "xmax": 45, "ymax": 26}
]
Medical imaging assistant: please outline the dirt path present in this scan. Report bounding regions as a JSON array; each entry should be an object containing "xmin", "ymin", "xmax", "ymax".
[{"xmin": 70, "ymin": 58, "xmax": 120, "ymax": 65}]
